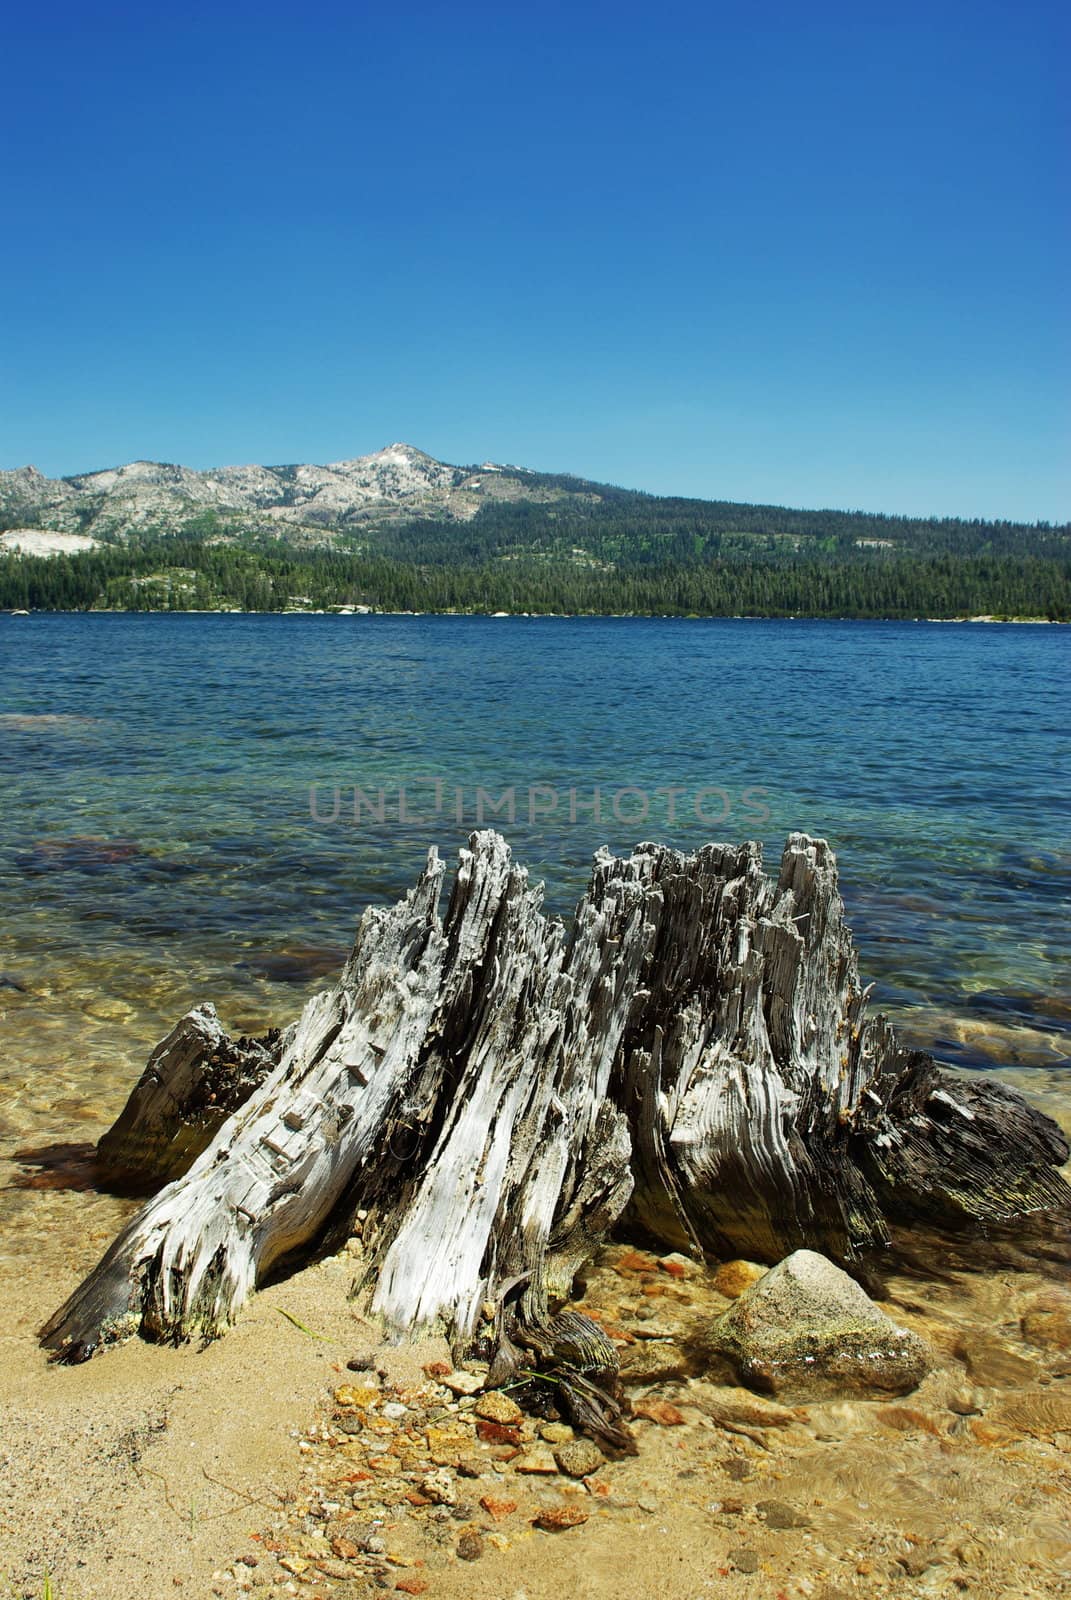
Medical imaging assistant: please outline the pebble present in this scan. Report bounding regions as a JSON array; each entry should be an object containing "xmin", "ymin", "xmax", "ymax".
[
  {"xmin": 658, "ymin": 1252, "xmax": 696, "ymax": 1279},
  {"xmin": 533, "ymin": 1505, "xmax": 589, "ymax": 1531},
  {"xmin": 441, "ymin": 1370, "xmax": 484, "ymax": 1396},
  {"xmin": 958, "ymin": 1339, "xmax": 1041, "ymax": 1387},
  {"xmin": 334, "ymin": 1383, "xmax": 380, "ymax": 1409},
  {"xmin": 475, "ymin": 1391, "xmax": 524, "ymax": 1425},
  {"xmin": 515, "ymin": 1450, "xmax": 559, "ymax": 1474},
  {"xmin": 618, "ymin": 1342, "xmax": 693, "ymax": 1382},
  {"xmin": 728, "ymin": 1548, "xmax": 760, "ymax": 1573},
  {"xmin": 420, "ymin": 1469, "xmax": 457, "ymax": 1506},
  {"xmin": 757, "ymin": 1498, "xmax": 810, "ymax": 1529},
  {"xmin": 553, "ymin": 1439, "xmax": 604, "ymax": 1478},
  {"xmin": 714, "ymin": 1260, "xmax": 767, "ymax": 1299},
  {"xmin": 457, "ymin": 1529, "xmax": 485, "ymax": 1560},
  {"xmin": 83, "ymin": 996, "xmax": 134, "ymax": 1021},
  {"xmin": 347, "ymin": 1348, "xmax": 378, "ymax": 1372},
  {"xmin": 948, "ymin": 1386, "xmax": 985, "ymax": 1416},
  {"xmin": 538, "ymin": 1421, "xmax": 574, "ymax": 1444},
  {"xmin": 634, "ymin": 1399, "xmax": 686, "ymax": 1426}
]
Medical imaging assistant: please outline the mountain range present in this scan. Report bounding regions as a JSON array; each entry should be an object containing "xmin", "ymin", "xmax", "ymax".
[
  {"xmin": 2, "ymin": 443, "xmax": 1067, "ymax": 566},
  {"xmin": 0, "ymin": 443, "xmax": 593, "ymax": 550}
]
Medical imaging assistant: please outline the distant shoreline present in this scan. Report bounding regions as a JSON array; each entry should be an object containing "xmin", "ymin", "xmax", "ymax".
[{"xmin": 3, "ymin": 608, "xmax": 1066, "ymax": 624}]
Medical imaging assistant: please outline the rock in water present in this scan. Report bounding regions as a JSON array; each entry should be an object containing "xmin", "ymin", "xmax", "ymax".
[{"xmin": 703, "ymin": 1248, "xmax": 930, "ymax": 1398}]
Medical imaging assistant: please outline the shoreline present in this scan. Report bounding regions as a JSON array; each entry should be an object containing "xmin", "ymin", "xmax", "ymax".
[{"xmin": 4, "ymin": 608, "xmax": 1067, "ymax": 623}]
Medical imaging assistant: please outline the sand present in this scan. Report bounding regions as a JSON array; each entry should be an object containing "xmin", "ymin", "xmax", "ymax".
[{"xmin": 2, "ymin": 1211, "xmax": 1070, "ymax": 1600}]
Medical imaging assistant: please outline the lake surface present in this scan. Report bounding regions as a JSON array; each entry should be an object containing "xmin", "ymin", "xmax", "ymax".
[{"xmin": 1, "ymin": 614, "xmax": 1069, "ymax": 1210}]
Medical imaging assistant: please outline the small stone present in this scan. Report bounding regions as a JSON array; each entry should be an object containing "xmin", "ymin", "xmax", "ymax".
[
  {"xmin": 956, "ymin": 1337, "xmax": 1041, "ymax": 1388},
  {"xmin": 728, "ymin": 1548, "xmax": 760, "ymax": 1574},
  {"xmin": 637, "ymin": 1495, "xmax": 660, "ymax": 1513},
  {"xmin": 538, "ymin": 1422, "xmax": 574, "ymax": 1444},
  {"xmin": 457, "ymin": 1458, "xmax": 483, "ymax": 1478},
  {"xmin": 476, "ymin": 1420, "xmax": 522, "ymax": 1446},
  {"xmin": 423, "ymin": 1360, "xmax": 452, "ymax": 1378},
  {"xmin": 84, "ymin": 996, "xmax": 134, "ymax": 1021},
  {"xmin": 553, "ymin": 1439, "xmax": 604, "ymax": 1478},
  {"xmin": 714, "ymin": 1260, "xmax": 768, "ymax": 1299},
  {"xmin": 441, "ymin": 1370, "xmax": 483, "ymax": 1396},
  {"xmin": 475, "ymin": 1391, "xmax": 523, "ymax": 1425},
  {"xmin": 618, "ymin": 1343, "xmax": 693, "ymax": 1383},
  {"xmin": 947, "ymin": 1386, "xmax": 985, "ymax": 1416},
  {"xmin": 335, "ymin": 1384, "xmax": 380, "ymax": 1409},
  {"xmin": 331, "ymin": 1537, "xmax": 360, "ymax": 1559},
  {"xmin": 633, "ymin": 1399, "xmax": 686, "ymax": 1426},
  {"xmin": 457, "ymin": 1529, "xmax": 484, "ymax": 1561},
  {"xmin": 347, "ymin": 1348, "xmax": 378, "ymax": 1372},
  {"xmin": 479, "ymin": 1494, "xmax": 518, "ymax": 1521},
  {"xmin": 394, "ymin": 1581, "xmax": 429, "ymax": 1596},
  {"xmin": 420, "ymin": 1469, "xmax": 457, "ymax": 1506},
  {"xmin": 515, "ymin": 1450, "xmax": 559, "ymax": 1474},
  {"xmin": 658, "ymin": 1253, "xmax": 695, "ymax": 1279},
  {"xmin": 533, "ymin": 1505, "xmax": 589, "ymax": 1531},
  {"xmin": 616, "ymin": 1249, "xmax": 658, "ymax": 1273},
  {"xmin": 757, "ymin": 1498, "xmax": 810, "ymax": 1529},
  {"xmin": 382, "ymin": 1401, "xmax": 409, "ymax": 1420}
]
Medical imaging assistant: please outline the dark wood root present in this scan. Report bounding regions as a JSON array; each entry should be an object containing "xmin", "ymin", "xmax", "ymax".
[
  {"xmin": 489, "ymin": 1308, "xmax": 637, "ymax": 1456},
  {"xmin": 95, "ymin": 1005, "xmax": 284, "ymax": 1190},
  {"xmin": 42, "ymin": 830, "xmax": 1070, "ymax": 1378}
]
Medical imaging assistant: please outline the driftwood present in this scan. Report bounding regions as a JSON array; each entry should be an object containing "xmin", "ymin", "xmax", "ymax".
[{"xmin": 42, "ymin": 832, "xmax": 1070, "ymax": 1396}]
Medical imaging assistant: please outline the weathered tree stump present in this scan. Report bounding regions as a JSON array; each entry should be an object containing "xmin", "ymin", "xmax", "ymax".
[{"xmin": 41, "ymin": 831, "xmax": 1070, "ymax": 1395}]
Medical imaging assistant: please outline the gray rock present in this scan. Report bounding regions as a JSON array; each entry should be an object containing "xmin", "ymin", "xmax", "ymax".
[{"xmin": 703, "ymin": 1248, "xmax": 930, "ymax": 1399}]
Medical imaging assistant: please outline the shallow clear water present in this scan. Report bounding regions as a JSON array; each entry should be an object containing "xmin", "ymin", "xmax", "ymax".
[{"xmin": 1, "ymin": 613, "xmax": 1068, "ymax": 1196}]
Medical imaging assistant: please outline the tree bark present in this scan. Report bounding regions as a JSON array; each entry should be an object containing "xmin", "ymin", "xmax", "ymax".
[
  {"xmin": 41, "ymin": 831, "xmax": 1070, "ymax": 1382},
  {"xmin": 95, "ymin": 1005, "xmax": 284, "ymax": 1190}
]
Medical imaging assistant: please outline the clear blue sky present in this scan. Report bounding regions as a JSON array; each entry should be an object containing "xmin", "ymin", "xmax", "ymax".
[{"xmin": 2, "ymin": 0, "xmax": 1068, "ymax": 520}]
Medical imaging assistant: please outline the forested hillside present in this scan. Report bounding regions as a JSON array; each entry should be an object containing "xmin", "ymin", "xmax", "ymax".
[
  {"xmin": 1, "ymin": 537, "xmax": 1067, "ymax": 619},
  {"xmin": 2, "ymin": 447, "xmax": 1067, "ymax": 617}
]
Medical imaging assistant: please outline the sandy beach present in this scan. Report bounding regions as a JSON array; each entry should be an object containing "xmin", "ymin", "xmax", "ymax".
[{"xmin": 3, "ymin": 1173, "xmax": 1070, "ymax": 1600}]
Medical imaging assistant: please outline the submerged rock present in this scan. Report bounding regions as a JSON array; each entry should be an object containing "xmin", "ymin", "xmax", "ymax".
[
  {"xmin": 553, "ymin": 1438, "xmax": 604, "ymax": 1477},
  {"xmin": 702, "ymin": 1248, "xmax": 931, "ymax": 1398},
  {"xmin": 713, "ymin": 1259, "xmax": 767, "ymax": 1299}
]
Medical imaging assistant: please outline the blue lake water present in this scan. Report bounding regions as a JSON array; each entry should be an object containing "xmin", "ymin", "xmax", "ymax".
[{"xmin": 0, "ymin": 614, "xmax": 1068, "ymax": 1155}]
